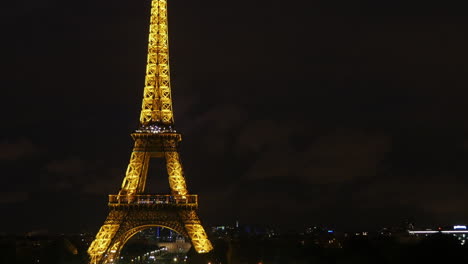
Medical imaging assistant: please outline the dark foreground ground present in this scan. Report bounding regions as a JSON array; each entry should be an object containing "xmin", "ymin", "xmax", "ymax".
[{"xmin": 2, "ymin": 232, "xmax": 468, "ymax": 264}]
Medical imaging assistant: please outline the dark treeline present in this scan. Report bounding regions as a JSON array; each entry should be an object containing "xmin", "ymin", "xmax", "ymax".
[
  {"xmin": 1, "ymin": 235, "xmax": 88, "ymax": 264},
  {"xmin": 193, "ymin": 233, "xmax": 468, "ymax": 264}
]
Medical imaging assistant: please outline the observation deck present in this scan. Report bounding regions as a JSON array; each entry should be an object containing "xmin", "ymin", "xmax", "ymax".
[{"xmin": 108, "ymin": 195, "xmax": 198, "ymax": 208}]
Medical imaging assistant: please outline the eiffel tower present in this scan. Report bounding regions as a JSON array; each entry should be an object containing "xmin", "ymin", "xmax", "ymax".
[{"xmin": 87, "ymin": 1, "xmax": 213, "ymax": 263}]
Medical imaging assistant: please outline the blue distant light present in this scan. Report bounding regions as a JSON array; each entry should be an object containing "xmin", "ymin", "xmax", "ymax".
[{"xmin": 327, "ymin": 230, "xmax": 334, "ymax": 233}]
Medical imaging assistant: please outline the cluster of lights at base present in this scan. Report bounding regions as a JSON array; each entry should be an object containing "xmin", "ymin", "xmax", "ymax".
[
  {"xmin": 128, "ymin": 247, "xmax": 177, "ymax": 263},
  {"xmin": 136, "ymin": 124, "xmax": 176, "ymax": 134}
]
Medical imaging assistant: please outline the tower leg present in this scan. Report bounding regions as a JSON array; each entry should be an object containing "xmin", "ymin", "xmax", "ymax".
[
  {"xmin": 180, "ymin": 210, "xmax": 214, "ymax": 253},
  {"xmin": 165, "ymin": 151, "xmax": 188, "ymax": 195},
  {"xmin": 88, "ymin": 210, "xmax": 126, "ymax": 264},
  {"xmin": 88, "ymin": 208, "xmax": 193, "ymax": 264},
  {"xmin": 119, "ymin": 145, "xmax": 150, "ymax": 195}
]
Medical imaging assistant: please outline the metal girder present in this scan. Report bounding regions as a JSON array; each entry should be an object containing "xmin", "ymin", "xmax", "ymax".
[
  {"xmin": 88, "ymin": 208, "xmax": 212, "ymax": 264},
  {"xmin": 180, "ymin": 210, "xmax": 214, "ymax": 253},
  {"xmin": 140, "ymin": 0, "xmax": 174, "ymax": 126},
  {"xmin": 165, "ymin": 151, "xmax": 188, "ymax": 196},
  {"xmin": 119, "ymin": 151, "xmax": 150, "ymax": 195},
  {"xmin": 88, "ymin": 1, "xmax": 213, "ymax": 263},
  {"xmin": 88, "ymin": 224, "xmax": 120, "ymax": 264},
  {"xmin": 118, "ymin": 134, "xmax": 187, "ymax": 196}
]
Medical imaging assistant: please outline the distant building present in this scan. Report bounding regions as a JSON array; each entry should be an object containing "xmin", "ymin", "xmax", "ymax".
[{"xmin": 408, "ymin": 225, "xmax": 468, "ymax": 245}]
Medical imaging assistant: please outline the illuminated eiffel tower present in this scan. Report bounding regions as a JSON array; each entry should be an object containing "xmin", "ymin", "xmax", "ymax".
[{"xmin": 87, "ymin": 1, "xmax": 213, "ymax": 263}]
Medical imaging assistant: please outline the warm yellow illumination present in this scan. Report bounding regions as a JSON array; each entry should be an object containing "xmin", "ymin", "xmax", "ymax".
[
  {"xmin": 140, "ymin": 0, "xmax": 174, "ymax": 125},
  {"xmin": 87, "ymin": 1, "xmax": 213, "ymax": 263}
]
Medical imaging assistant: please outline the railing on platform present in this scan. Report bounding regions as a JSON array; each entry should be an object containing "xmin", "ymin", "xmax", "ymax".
[{"xmin": 108, "ymin": 195, "xmax": 198, "ymax": 206}]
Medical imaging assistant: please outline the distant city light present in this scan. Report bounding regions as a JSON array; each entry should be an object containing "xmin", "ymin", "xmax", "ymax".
[
  {"xmin": 454, "ymin": 225, "xmax": 467, "ymax": 230},
  {"xmin": 409, "ymin": 231, "xmax": 439, "ymax": 234},
  {"xmin": 442, "ymin": 230, "xmax": 468, "ymax": 234},
  {"xmin": 327, "ymin": 230, "xmax": 334, "ymax": 233},
  {"xmin": 409, "ymin": 228, "xmax": 468, "ymax": 246}
]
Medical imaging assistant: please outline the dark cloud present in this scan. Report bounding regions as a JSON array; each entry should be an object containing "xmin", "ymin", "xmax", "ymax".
[
  {"xmin": 0, "ymin": 192, "xmax": 29, "ymax": 205},
  {"xmin": 83, "ymin": 176, "xmax": 121, "ymax": 195},
  {"xmin": 351, "ymin": 177, "xmax": 468, "ymax": 227},
  {"xmin": 235, "ymin": 119, "xmax": 294, "ymax": 154},
  {"xmin": 2, "ymin": 0, "xmax": 468, "ymax": 233},
  {"xmin": 82, "ymin": 167, "xmax": 123, "ymax": 195},
  {"xmin": 242, "ymin": 129, "xmax": 391, "ymax": 184},
  {"xmin": 45, "ymin": 157, "xmax": 86, "ymax": 176},
  {"xmin": 42, "ymin": 157, "xmax": 123, "ymax": 193},
  {"xmin": 0, "ymin": 138, "xmax": 39, "ymax": 161}
]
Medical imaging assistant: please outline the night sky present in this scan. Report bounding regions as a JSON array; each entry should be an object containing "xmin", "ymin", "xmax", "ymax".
[{"xmin": 2, "ymin": 0, "xmax": 468, "ymax": 234}]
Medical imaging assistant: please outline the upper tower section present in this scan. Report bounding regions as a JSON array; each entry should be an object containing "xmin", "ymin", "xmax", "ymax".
[{"xmin": 139, "ymin": 0, "xmax": 174, "ymax": 129}]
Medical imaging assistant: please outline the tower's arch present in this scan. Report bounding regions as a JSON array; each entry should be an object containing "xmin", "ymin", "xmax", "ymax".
[
  {"xmin": 121, "ymin": 224, "xmax": 186, "ymax": 248},
  {"xmin": 88, "ymin": 204, "xmax": 211, "ymax": 264},
  {"xmin": 109, "ymin": 224, "xmax": 190, "ymax": 263}
]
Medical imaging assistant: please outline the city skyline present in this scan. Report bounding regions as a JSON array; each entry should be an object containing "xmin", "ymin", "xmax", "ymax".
[{"xmin": 2, "ymin": 0, "xmax": 468, "ymax": 235}]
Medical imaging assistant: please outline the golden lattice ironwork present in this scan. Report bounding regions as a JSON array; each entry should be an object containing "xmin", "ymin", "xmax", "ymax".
[
  {"xmin": 140, "ymin": 0, "xmax": 174, "ymax": 125},
  {"xmin": 87, "ymin": 1, "xmax": 213, "ymax": 263},
  {"xmin": 108, "ymin": 194, "xmax": 198, "ymax": 206}
]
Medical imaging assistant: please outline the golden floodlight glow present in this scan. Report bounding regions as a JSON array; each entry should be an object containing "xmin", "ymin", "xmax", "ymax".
[{"xmin": 87, "ymin": 1, "xmax": 213, "ymax": 263}]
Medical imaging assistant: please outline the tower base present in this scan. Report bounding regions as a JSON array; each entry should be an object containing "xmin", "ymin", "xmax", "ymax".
[{"xmin": 88, "ymin": 202, "xmax": 213, "ymax": 264}]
